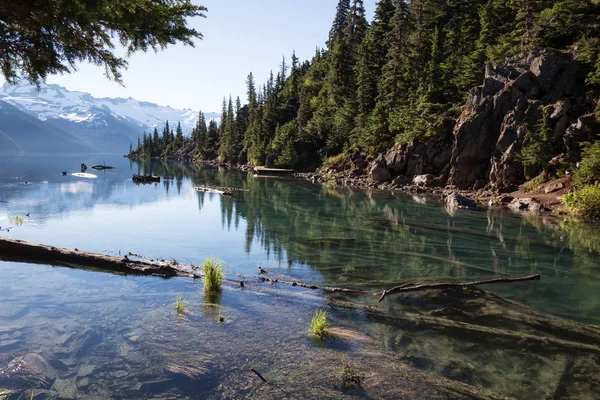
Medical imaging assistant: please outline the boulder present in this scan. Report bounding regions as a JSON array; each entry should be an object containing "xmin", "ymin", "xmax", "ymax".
[
  {"xmin": 413, "ymin": 174, "xmax": 435, "ymax": 186},
  {"xmin": 370, "ymin": 165, "xmax": 391, "ymax": 182},
  {"xmin": 508, "ymin": 197, "xmax": 542, "ymax": 213},
  {"xmin": 446, "ymin": 194, "xmax": 477, "ymax": 208},
  {"xmin": 393, "ymin": 175, "xmax": 411, "ymax": 186},
  {"xmin": 384, "ymin": 143, "xmax": 409, "ymax": 175},
  {"xmin": 544, "ymin": 182, "xmax": 564, "ymax": 194},
  {"xmin": 350, "ymin": 168, "xmax": 364, "ymax": 177}
]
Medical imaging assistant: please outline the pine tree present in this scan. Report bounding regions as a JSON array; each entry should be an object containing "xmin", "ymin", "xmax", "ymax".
[
  {"xmin": 176, "ymin": 122, "xmax": 184, "ymax": 145},
  {"xmin": 355, "ymin": 0, "xmax": 395, "ymax": 137},
  {"xmin": 195, "ymin": 111, "xmax": 208, "ymax": 155},
  {"xmin": 163, "ymin": 120, "xmax": 171, "ymax": 149},
  {"xmin": 364, "ymin": 0, "xmax": 410, "ymax": 151},
  {"xmin": 329, "ymin": 0, "xmax": 351, "ymax": 43},
  {"xmin": 206, "ymin": 119, "xmax": 219, "ymax": 158},
  {"xmin": 152, "ymin": 127, "xmax": 160, "ymax": 156}
]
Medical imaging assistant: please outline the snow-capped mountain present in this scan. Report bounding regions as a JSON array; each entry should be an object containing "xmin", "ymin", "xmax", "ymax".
[
  {"xmin": 0, "ymin": 82, "xmax": 218, "ymax": 131},
  {"xmin": 0, "ymin": 82, "xmax": 218, "ymax": 153}
]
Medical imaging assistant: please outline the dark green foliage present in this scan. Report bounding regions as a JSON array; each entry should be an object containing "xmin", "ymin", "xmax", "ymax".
[
  {"xmin": 193, "ymin": 111, "xmax": 208, "ymax": 156},
  {"xmin": 519, "ymin": 106, "xmax": 554, "ymax": 175},
  {"xmin": 563, "ymin": 183, "xmax": 600, "ymax": 218},
  {"xmin": 127, "ymin": 119, "xmax": 190, "ymax": 158},
  {"xmin": 574, "ymin": 141, "xmax": 600, "ymax": 186},
  {"xmin": 0, "ymin": 0, "xmax": 206, "ymax": 84},
  {"xmin": 143, "ymin": 0, "xmax": 600, "ymax": 170}
]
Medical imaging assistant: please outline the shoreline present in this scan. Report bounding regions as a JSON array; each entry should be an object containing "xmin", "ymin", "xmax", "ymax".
[{"xmin": 127, "ymin": 154, "xmax": 574, "ymax": 219}]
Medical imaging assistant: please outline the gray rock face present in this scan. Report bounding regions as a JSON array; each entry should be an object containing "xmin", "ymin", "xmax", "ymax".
[
  {"xmin": 564, "ymin": 114, "xmax": 600, "ymax": 161},
  {"xmin": 449, "ymin": 50, "xmax": 585, "ymax": 190},
  {"xmin": 353, "ymin": 50, "xmax": 591, "ymax": 192}
]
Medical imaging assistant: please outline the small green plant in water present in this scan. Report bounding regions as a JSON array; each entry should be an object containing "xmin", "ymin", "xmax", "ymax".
[
  {"xmin": 202, "ymin": 257, "xmax": 223, "ymax": 293},
  {"xmin": 338, "ymin": 358, "xmax": 364, "ymax": 389},
  {"xmin": 309, "ymin": 309, "xmax": 329, "ymax": 340},
  {"xmin": 175, "ymin": 295, "xmax": 185, "ymax": 314}
]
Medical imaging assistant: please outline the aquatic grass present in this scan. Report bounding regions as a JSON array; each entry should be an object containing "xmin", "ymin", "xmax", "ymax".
[
  {"xmin": 337, "ymin": 358, "xmax": 364, "ymax": 389},
  {"xmin": 202, "ymin": 257, "xmax": 223, "ymax": 293},
  {"xmin": 175, "ymin": 295, "xmax": 185, "ymax": 314},
  {"xmin": 309, "ymin": 309, "xmax": 329, "ymax": 340}
]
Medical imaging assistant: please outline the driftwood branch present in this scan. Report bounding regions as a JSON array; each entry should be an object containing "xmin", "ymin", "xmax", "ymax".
[
  {"xmin": 256, "ymin": 267, "xmax": 369, "ymax": 295},
  {"xmin": 378, "ymin": 274, "xmax": 541, "ymax": 302},
  {"xmin": 0, "ymin": 237, "xmax": 193, "ymax": 278}
]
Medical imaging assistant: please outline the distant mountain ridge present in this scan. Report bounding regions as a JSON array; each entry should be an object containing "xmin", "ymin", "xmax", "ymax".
[
  {"xmin": 0, "ymin": 82, "xmax": 218, "ymax": 153},
  {"xmin": 0, "ymin": 100, "xmax": 95, "ymax": 154}
]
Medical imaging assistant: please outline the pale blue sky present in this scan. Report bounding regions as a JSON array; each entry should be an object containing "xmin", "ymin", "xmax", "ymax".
[{"xmin": 8, "ymin": 1, "xmax": 378, "ymax": 113}]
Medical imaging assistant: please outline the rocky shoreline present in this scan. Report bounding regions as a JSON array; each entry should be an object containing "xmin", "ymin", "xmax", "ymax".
[
  {"xmin": 293, "ymin": 167, "xmax": 571, "ymax": 216},
  {"xmin": 127, "ymin": 152, "xmax": 570, "ymax": 216}
]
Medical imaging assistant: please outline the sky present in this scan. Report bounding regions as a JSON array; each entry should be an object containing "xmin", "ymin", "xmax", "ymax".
[{"xmin": 2, "ymin": 0, "xmax": 377, "ymax": 113}]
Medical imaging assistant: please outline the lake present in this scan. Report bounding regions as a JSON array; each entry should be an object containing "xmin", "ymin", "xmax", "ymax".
[{"xmin": 1, "ymin": 155, "xmax": 599, "ymax": 399}]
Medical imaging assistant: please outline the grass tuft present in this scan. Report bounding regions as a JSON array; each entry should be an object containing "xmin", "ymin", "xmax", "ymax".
[
  {"xmin": 338, "ymin": 358, "xmax": 364, "ymax": 388},
  {"xmin": 175, "ymin": 295, "xmax": 185, "ymax": 314},
  {"xmin": 202, "ymin": 257, "xmax": 224, "ymax": 293},
  {"xmin": 309, "ymin": 309, "xmax": 329, "ymax": 340}
]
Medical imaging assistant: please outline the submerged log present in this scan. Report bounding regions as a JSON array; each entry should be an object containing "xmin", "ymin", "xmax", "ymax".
[
  {"xmin": 378, "ymin": 274, "xmax": 541, "ymax": 302},
  {"xmin": 0, "ymin": 237, "xmax": 192, "ymax": 278},
  {"xmin": 256, "ymin": 267, "xmax": 369, "ymax": 295}
]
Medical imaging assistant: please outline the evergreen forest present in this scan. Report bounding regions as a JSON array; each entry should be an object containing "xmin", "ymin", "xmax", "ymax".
[{"xmin": 131, "ymin": 0, "xmax": 600, "ymax": 171}]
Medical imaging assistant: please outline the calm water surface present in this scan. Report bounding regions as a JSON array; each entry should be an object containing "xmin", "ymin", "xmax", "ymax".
[{"xmin": 1, "ymin": 155, "xmax": 599, "ymax": 399}]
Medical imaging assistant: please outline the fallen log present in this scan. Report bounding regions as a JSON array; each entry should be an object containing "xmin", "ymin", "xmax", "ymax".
[
  {"xmin": 195, "ymin": 185, "xmax": 249, "ymax": 196},
  {"xmin": 0, "ymin": 237, "xmax": 193, "ymax": 278},
  {"xmin": 378, "ymin": 274, "xmax": 541, "ymax": 302}
]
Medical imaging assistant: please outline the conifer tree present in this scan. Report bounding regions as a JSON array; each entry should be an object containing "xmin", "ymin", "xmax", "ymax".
[
  {"xmin": 364, "ymin": 0, "xmax": 410, "ymax": 151},
  {"xmin": 176, "ymin": 122, "xmax": 184, "ymax": 145},
  {"xmin": 194, "ymin": 111, "xmax": 208, "ymax": 155},
  {"xmin": 206, "ymin": 119, "xmax": 219, "ymax": 157},
  {"xmin": 355, "ymin": 0, "xmax": 395, "ymax": 136}
]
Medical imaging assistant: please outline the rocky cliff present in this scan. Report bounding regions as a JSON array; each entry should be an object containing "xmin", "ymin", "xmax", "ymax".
[{"xmin": 364, "ymin": 51, "xmax": 599, "ymax": 191}]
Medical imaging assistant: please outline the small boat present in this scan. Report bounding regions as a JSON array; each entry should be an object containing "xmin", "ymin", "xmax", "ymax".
[
  {"xmin": 91, "ymin": 164, "xmax": 116, "ymax": 170},
  {"xmin": 132, "ymin": 174, "xmax": 160, "ymax": 183}
]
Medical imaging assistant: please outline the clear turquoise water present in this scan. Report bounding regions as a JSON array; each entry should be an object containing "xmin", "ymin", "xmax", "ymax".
[{"xmin": 1, "ymin": 155, "xmax": 599, "ymax": 399}]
